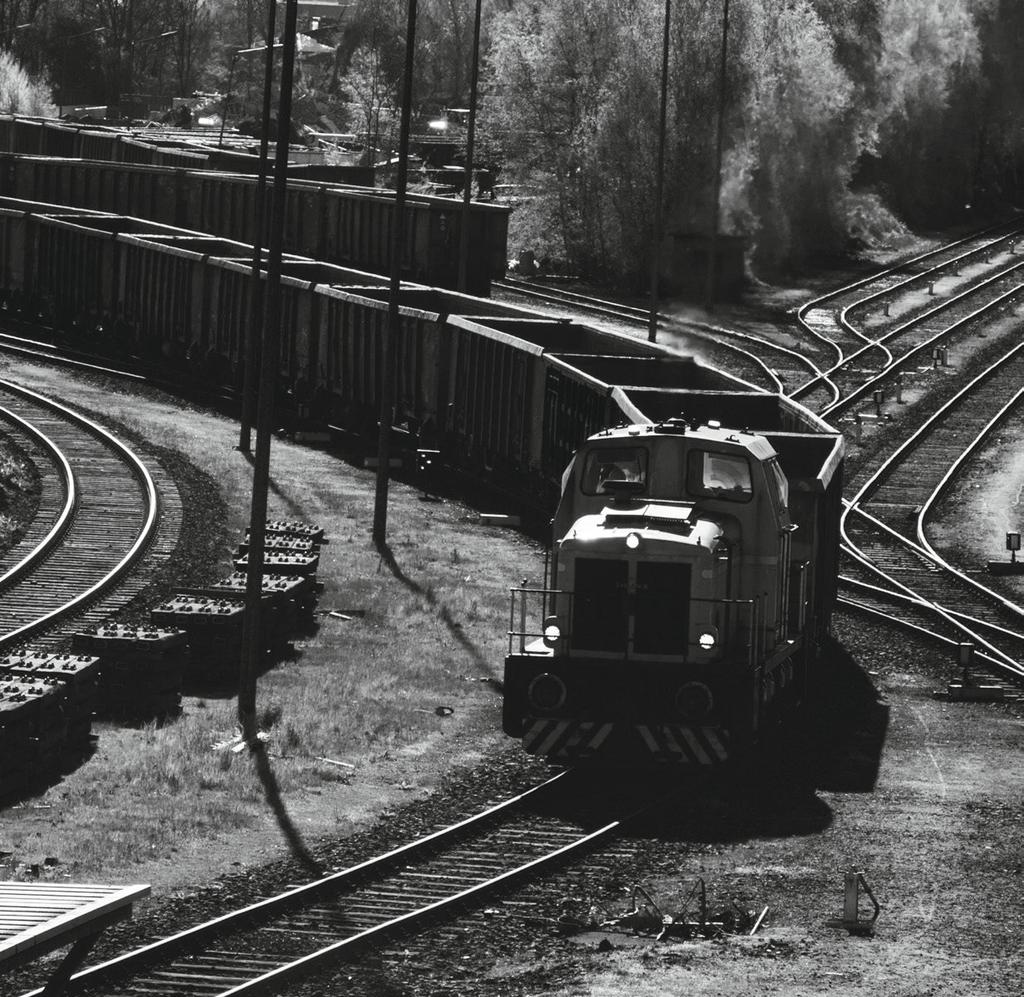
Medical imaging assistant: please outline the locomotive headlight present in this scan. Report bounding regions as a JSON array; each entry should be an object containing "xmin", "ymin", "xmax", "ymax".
[
  {"xmin": 625, "ymin": 531, "xmax": 641, "ymax": 550},
  {"xmin": 698, "ymin": 629, "xmax": 719, "ymax": 651},
  {"xmin": 527, "ymin": 672, "xmax": 568, "ymax": 712},
  {"xmin": 542, "ymin": 616, "xmax": 562, "ymax": 647}
]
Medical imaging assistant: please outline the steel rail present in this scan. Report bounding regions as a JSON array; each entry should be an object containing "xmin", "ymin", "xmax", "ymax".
[
  {"xmin": 0, "ymin": 405, "xmax": 77, "ymax": 588},
  {"xmin": 496, "ymin": 279, "xmax": 789, "ymax": 394},
  {"xmin": 217, "ymin": 807, "xmax": 633, "ymax": 996},
  {"xmin": 914, "ymin": 378, "xmax": 1024, "ymax": 595},
  {"xmin": 16, "ymin": 772, "xmax": 575, "ymax": 997},
  {"xmin": 843, "ymin": 502, "xmax": 1023, "ymax": 675},
  {"xmin": 836, "ymin": 594, "xmax": 1021, "ymax": 678},
  {"xmin": 792, "ymin": 220, "xmax": 1024, "ymax": 400},
  {"xmin": 821, "ymin": 273, "xmax": 1024, "ymax": 419},
  {"xmin": 0, "ymin": 377, "xmax": 159, "ymax": 646},
  {"xmin": 0, "ymin": 331, "xmax": 149, "ymax": 382},
  {"xmin": 840, "ymin": 571, "xmax": 1024, "ymax": 647}
]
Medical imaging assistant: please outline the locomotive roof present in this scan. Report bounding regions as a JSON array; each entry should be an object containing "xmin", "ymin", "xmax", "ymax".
[{"xmin": 586, "ymin": 421, "xmax": 778, "ymax": 459}]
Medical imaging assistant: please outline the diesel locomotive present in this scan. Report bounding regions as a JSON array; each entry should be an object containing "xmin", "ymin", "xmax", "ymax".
[{"xmin": 503, "ymin": 415, "xmax": 843, "ymax": 765}]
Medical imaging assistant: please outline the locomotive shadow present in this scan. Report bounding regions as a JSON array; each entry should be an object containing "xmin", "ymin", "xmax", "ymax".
[
  {"xmin": 804, "ymin": 635, "xmax": 890, "ymax": 794},
  {"xmin": 553, "ymin": 637, "xmax": 888, "ymax": 844}
]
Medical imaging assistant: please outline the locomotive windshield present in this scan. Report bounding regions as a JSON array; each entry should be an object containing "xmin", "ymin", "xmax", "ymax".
[
  {"xmin": 687, "ymin": 450, "xmax": 753, "ymax": 501},
  {"xmin": 582, "ymin": 447, "xmax": 648, "ymax": 495}
]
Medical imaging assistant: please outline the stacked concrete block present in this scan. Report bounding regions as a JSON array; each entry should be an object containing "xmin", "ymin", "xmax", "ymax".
[{"xmin": 72, "ymin": 624, "xmax": 187, "ymax": 719}]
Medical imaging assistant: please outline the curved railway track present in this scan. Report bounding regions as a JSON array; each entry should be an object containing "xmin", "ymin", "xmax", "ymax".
[
  {"xmin": 21, "ymin": 770, "xmax": 673, "ymax": 997},
  {"xmin": 0, "ymin": 377, "xmax": 164, "ymax": 650},
  {"xmin": 494, "ymin": 278, "xmax": 815, "ymax": 393},
  {"xmin": 837, "ymin": 340, "xmax": 1024, "ymax": 680},
  {"xmin": 794, "ymin": 219, "xmax": 1024, "ymax": 411}
]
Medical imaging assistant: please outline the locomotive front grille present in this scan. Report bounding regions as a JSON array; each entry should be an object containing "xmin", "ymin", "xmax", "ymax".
[
  {"xmin": 571, "ymin": 558, "xmax": 690, "ymax": 656},
  {"xmin": 634, "ymin": 561, "xmax": 689, "ymax": 654},
  {"xmin": 572, "ymin": 558, "xmax": 628, "ymax": 652}
]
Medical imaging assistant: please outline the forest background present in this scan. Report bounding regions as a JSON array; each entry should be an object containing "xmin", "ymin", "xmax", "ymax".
[{"xmin": 2, "ymin": 0, "xmax": 1023, "ymax": 287}]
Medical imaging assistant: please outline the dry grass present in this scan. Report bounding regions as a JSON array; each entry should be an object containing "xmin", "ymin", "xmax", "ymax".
[
  {"xmin": 0, "ymin": 433, "xmax": 40, "ymax": 555},
  {"xmin": 0, "ymin": 362, "xmax": 543, "ymax": 885}
]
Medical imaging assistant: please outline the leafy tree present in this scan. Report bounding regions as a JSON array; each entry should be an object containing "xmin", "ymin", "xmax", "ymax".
[{"xmin": 0, "ymin": 48, "xmax": 56, "ymax": 114}]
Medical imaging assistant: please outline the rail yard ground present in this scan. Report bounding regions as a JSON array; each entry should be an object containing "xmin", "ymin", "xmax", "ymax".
[{"xmin": 1, "ymin": 258, "xmax": 1023, "ymax": 995}]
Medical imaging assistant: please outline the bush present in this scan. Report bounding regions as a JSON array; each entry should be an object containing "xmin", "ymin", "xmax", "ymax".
[{"xmin": 0, "ymin": 49, "xmax": 56, "ymax": 116}]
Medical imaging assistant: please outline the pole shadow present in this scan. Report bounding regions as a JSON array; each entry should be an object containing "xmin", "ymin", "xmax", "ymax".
[
  {"xmin": 237, "ymin": 447, "xmax": 310, "ymax": 519},
  {"xmin": 249, "ymin": 742, "xmax": 323, "ymax": 876},
  {"xmin": 375, "ymin": 541, "xmax": 502, "ymax": 687}
]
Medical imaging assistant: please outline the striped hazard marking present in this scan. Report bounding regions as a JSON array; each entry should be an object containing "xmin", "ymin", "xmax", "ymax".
[
  {"xmin": 522, "ymin": 719, "xmax": 614, "ymax": 760},
  {"xmin": 636, "ymin": 724, "xmax": 730, "ymax": 764}
]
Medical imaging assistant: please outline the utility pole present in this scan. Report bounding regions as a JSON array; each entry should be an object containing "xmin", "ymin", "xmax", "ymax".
[
  {"xmin": 239, "ymin": 26, "xmax": 282, "ymax": 453},
  {"xmin": 238, "ymin": 0, "xmax": 299, "ymax": 742},
  {"xmin": 372, "ymin": 0, "xmax": 418, "ymax": 548},
  {"xmin": 705, "ymin": 0, "xmax": 730, "ymax": 312},
  {"xmin": 457, "ymin": 0, "xmax": 483, "ymax": 294},
  {"xmin": 647, "ymin": 0, "xmax": 672, "ymax": 343}
]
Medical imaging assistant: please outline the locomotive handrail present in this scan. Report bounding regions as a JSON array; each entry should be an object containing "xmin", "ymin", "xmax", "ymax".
[{"xmin": 508, "ymin": 585, "xmax": 761, "ymax": 666}]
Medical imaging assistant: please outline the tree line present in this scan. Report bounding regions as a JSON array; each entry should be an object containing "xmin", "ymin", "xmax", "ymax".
[{"xmin": 3, "ymin": 0, "xmax": 1023, "ymax": 286}]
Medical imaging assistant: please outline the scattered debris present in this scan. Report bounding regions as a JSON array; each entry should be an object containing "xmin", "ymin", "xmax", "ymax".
[
  {"xmin": 213, "ymin": 731, "xmax": 271, "ymax": 753},
  {"xmin": 568, "ymin": 882, "xmax": 763, "ymax": 942},
  {"xmin": 323, "ymin": 608, "xmax": 366, "ymax": 621},
  {"xmin": 316, "ymin": 757, "xmax": 355, "ymax": 769}
]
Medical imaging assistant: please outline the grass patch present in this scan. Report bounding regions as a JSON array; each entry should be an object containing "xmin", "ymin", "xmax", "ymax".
[{"xmin": 0, "ymin": 362, "xmax": 544, "ymax": 884}]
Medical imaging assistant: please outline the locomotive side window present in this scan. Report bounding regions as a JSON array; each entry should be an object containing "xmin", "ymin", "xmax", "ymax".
[
  {"xmin": 581, "ymin": 447, "xmax": 648, "ymax": 495},
  {"xmin": 765, "ymin": 457, "xmax": 789, "ymax": 511},
  {"xmin": 687, "ymin": 450, "xmax": 752, "ymax": 501}
]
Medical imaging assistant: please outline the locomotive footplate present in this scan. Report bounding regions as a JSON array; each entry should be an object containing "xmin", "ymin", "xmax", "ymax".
[{"xmin": 521, "ymin": 715, "xmax": 731, "ymax": 765}]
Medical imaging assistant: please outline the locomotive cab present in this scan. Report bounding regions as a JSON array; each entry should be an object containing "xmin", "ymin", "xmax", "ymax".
[{"xmin": 503, "ymin": 420, "xmax": 808, "ymax": 765}]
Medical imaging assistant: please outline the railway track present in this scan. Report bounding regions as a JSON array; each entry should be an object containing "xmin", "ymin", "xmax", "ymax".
[
  {"xmin": 20, "ymin": 770, "xmax": 675, "ymax": 997},
  {"xmin": 837, "ymin": 339, "xmax": 1024, "ymax": 681},
  {"xmin": 494, "ymin": 277, "xmax": 818, "ymax": 393},
  {"xmin": 807, "ymin": 264, "xmax": 1024, "ymax": 684},
  {"xmin": 793, "ymin": 219, "xmax": 1024, "ymax": 411},
  {"xmin": 0, "ymin": 377, "xmax": 165, "ymax": 650}
]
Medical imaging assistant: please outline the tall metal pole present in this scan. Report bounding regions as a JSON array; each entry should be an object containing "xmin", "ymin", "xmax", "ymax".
[
  {"xmin": 647, "ymin": 0, "xmax": 671, "ymax": 343},
  {"xmin": 238, "ymin": 0, "xmax": 299, "ymax": 742},
  {"xmin": 239, "ymin": 23, "xmax": 279, "ymax": 453},
  {"xmin": 705, "ymin": 0, "xmax": 730, "ymax": 311},
  {"xmin": 372, "ymin": 0, "xmax": 418, "ymax": 548},
  {"xmin": 457, "ymin": 0, "xmax": 483, "ymax": 293},
  {"xmin": 218, "ymin": 53, "xmax": 238, "ymax": 149}
]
